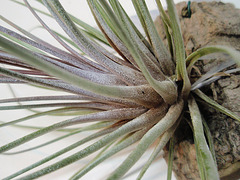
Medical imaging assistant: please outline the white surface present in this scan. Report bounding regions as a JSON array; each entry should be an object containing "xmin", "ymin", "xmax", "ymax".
[{"xmin": 0, "ymin": 0, "xmax": 239, "ymax": 179}]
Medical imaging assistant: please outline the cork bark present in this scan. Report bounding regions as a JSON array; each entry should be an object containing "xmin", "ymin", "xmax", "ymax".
[{"xmin": 155, "ymin": 2, "xmax": 240, "ymax": 179}]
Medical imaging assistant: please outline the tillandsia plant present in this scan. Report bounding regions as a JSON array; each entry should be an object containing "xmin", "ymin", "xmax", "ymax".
[{"xmin": 0, "ymin": 0, "xmax": 240, "ymax": 179}]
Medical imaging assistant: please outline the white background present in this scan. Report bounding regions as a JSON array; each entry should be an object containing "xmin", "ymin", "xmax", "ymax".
[{"xmin": 0, "ymin": 0, "xmax": 239, "ymax": 180}]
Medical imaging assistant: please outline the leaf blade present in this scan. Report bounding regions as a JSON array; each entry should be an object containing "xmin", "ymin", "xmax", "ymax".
[{"xmin": 188, "ymin": 97, "xmax": 219, "ymax": 180}]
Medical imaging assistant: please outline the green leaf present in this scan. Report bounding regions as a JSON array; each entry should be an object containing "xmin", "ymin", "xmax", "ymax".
[
  {"xmin": 132, "ymin": 0, "xmax": 175, "ymax": 76},
  {"xmin": 69, "ymin": 15, "xmax": 109, "ymax": 46},
  {"xmin": 166, "ymin": 0, "xmax": 191, "ymax": 98},
  {"xmin": 4, "ymin": 125, "xmax": 115, "ymax": 179},
  {"xmin": 186, "ymin": 45, "xmax": 240, "ymax": 73},
  {"xmin": 107, "ymin": 100, "xmax": 183, "ymax": 179},
  {"xmin": 89, "ymin": 1, "xmax": 140, "ymax": 69},
  {"xmin": 3, "ymin": 122, "xmax": 111, "ymax": 155},
  {"xmin": 69, "ymin": 129, "xmax": 147, "ymax": 180},
  {"xmin": 11, "ymin": 106, "xmax": 168, "ymax": 179},
  {"xmin": 0, "ymin": 107, "xmax": 146, "ymax": 153},
  {"xmin": 96, "ymin": 0, "xmax": 178, "ymax": 104},
  {"xmin": 155, "ymin": 0, "xmax": 174, "ymax": 57},
  {"xmin": 202, "ymin": 117, "xmax": 217, "ymax": 165},
  {"xmin": 106, "ymin": 0, "xmax": 162, "ymax": 71},
  {"xmin": 131, "ymin": 0, "xmax": 151, "ymax": 42},
  {"xmin": 194, "ymin": 89, "xmax": 240, "ymax": 122},
  {"xmin": 0, "ymin": 35, "xmax": 159, "ymax": 107},
  {"xmin": 69, "ymin": 141, "xmax": 114, "ymax": 180},
  {"xmin": 155, "ymin": 0, "xmax": 171, "ymax": 28},
  {"xmin": 0, "ymin": 102, "xmax": 103, "ymax": 111},
  {"xmin": 193, "ymin": 134, "xmax": 206, "ymax": 179},
  {"xmin": 0, "ymin": 30, "xmax": 45, "ymax": 55},
  {"xmin": 167, "ymin": 137, "xmax": 175, "ymax": 180},
  {"xmin": 32, "ymin": 25, "xmax": 84, "ymax": 52},
  {"xmin": 137, "ymin": 121, "xmax": 179, "ymax": 180},
  {"xmin": 188, "ymin": 97, "xmax": 219, "ymax": 180},
  {"xmin": 10, "ymin": 0, "xmax": 109, "ymax": 45},
  {"xmin": 0, "ymin": 107, "xmax": 99, "ymax": 128}
]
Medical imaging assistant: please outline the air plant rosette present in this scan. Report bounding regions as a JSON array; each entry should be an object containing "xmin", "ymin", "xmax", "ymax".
[{"xmin": 0, "ymin": 0, "xmax": 239, "ymax": 180}]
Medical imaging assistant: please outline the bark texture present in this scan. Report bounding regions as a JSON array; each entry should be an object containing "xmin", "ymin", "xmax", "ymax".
[{"xmin": 155, "ymin": 2, "xmax": 240, "ymax": 180}]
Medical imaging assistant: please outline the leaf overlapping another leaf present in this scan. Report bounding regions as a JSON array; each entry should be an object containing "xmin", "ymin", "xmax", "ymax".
[{"xmin": 0, "ymin": 0, "xmax": 239, "ymax": 179}]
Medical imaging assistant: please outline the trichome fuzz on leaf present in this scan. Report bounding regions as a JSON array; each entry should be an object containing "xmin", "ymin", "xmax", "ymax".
[{"xmin": 0, "ymin": 0, "xmax": 239, "ymax": 180}]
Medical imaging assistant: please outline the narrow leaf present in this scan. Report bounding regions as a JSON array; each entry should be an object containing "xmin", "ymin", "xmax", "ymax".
[
  {"xmin": 194, "ymin": 89, "xmax": 240, "ymax": 122},
  {"xmin": 166, "ymin": 0, "xmax": 191, "ymax": 98},
  {"xmin": 107, "ymin": 100, "xmax": 183, "ymax": 179},
  {"xmin": 3, "ymin": 122, "xmax": 111, "ymax": 155},
  {"xmin": 11, "ymin": 105, "xmax": 168, "ymax": 179},
  {"xmin": 133, "ymin": 0, "xmax": 175, "ymax": 75},
  {"xmin": 137, "ymin": 120, "xmax": 179, "ymax": 180},
  {"xmin": 4, "ymin": 125, "xmax": 116, "ymax": 180},
  {"xmin": 186, "ymin": 45, "xmax": 240, "ymax": 73},
  {"xmin": 188, "ymin": 97, "xmax": 219, "ymax": 180},
  {"xmin": 0, "ymin": 107, "xmax": 146, "ymax": 153},
  {"xmin": 167, "ymin": 137, "xmax": 175, "ymax": 180},
  {"xmin": 0, "ymin": 35, "xmax": 160, "ymax": 107},
  {"xmin": 70, "ymin": 129, "xmax": 148, "ymax": 180}
]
